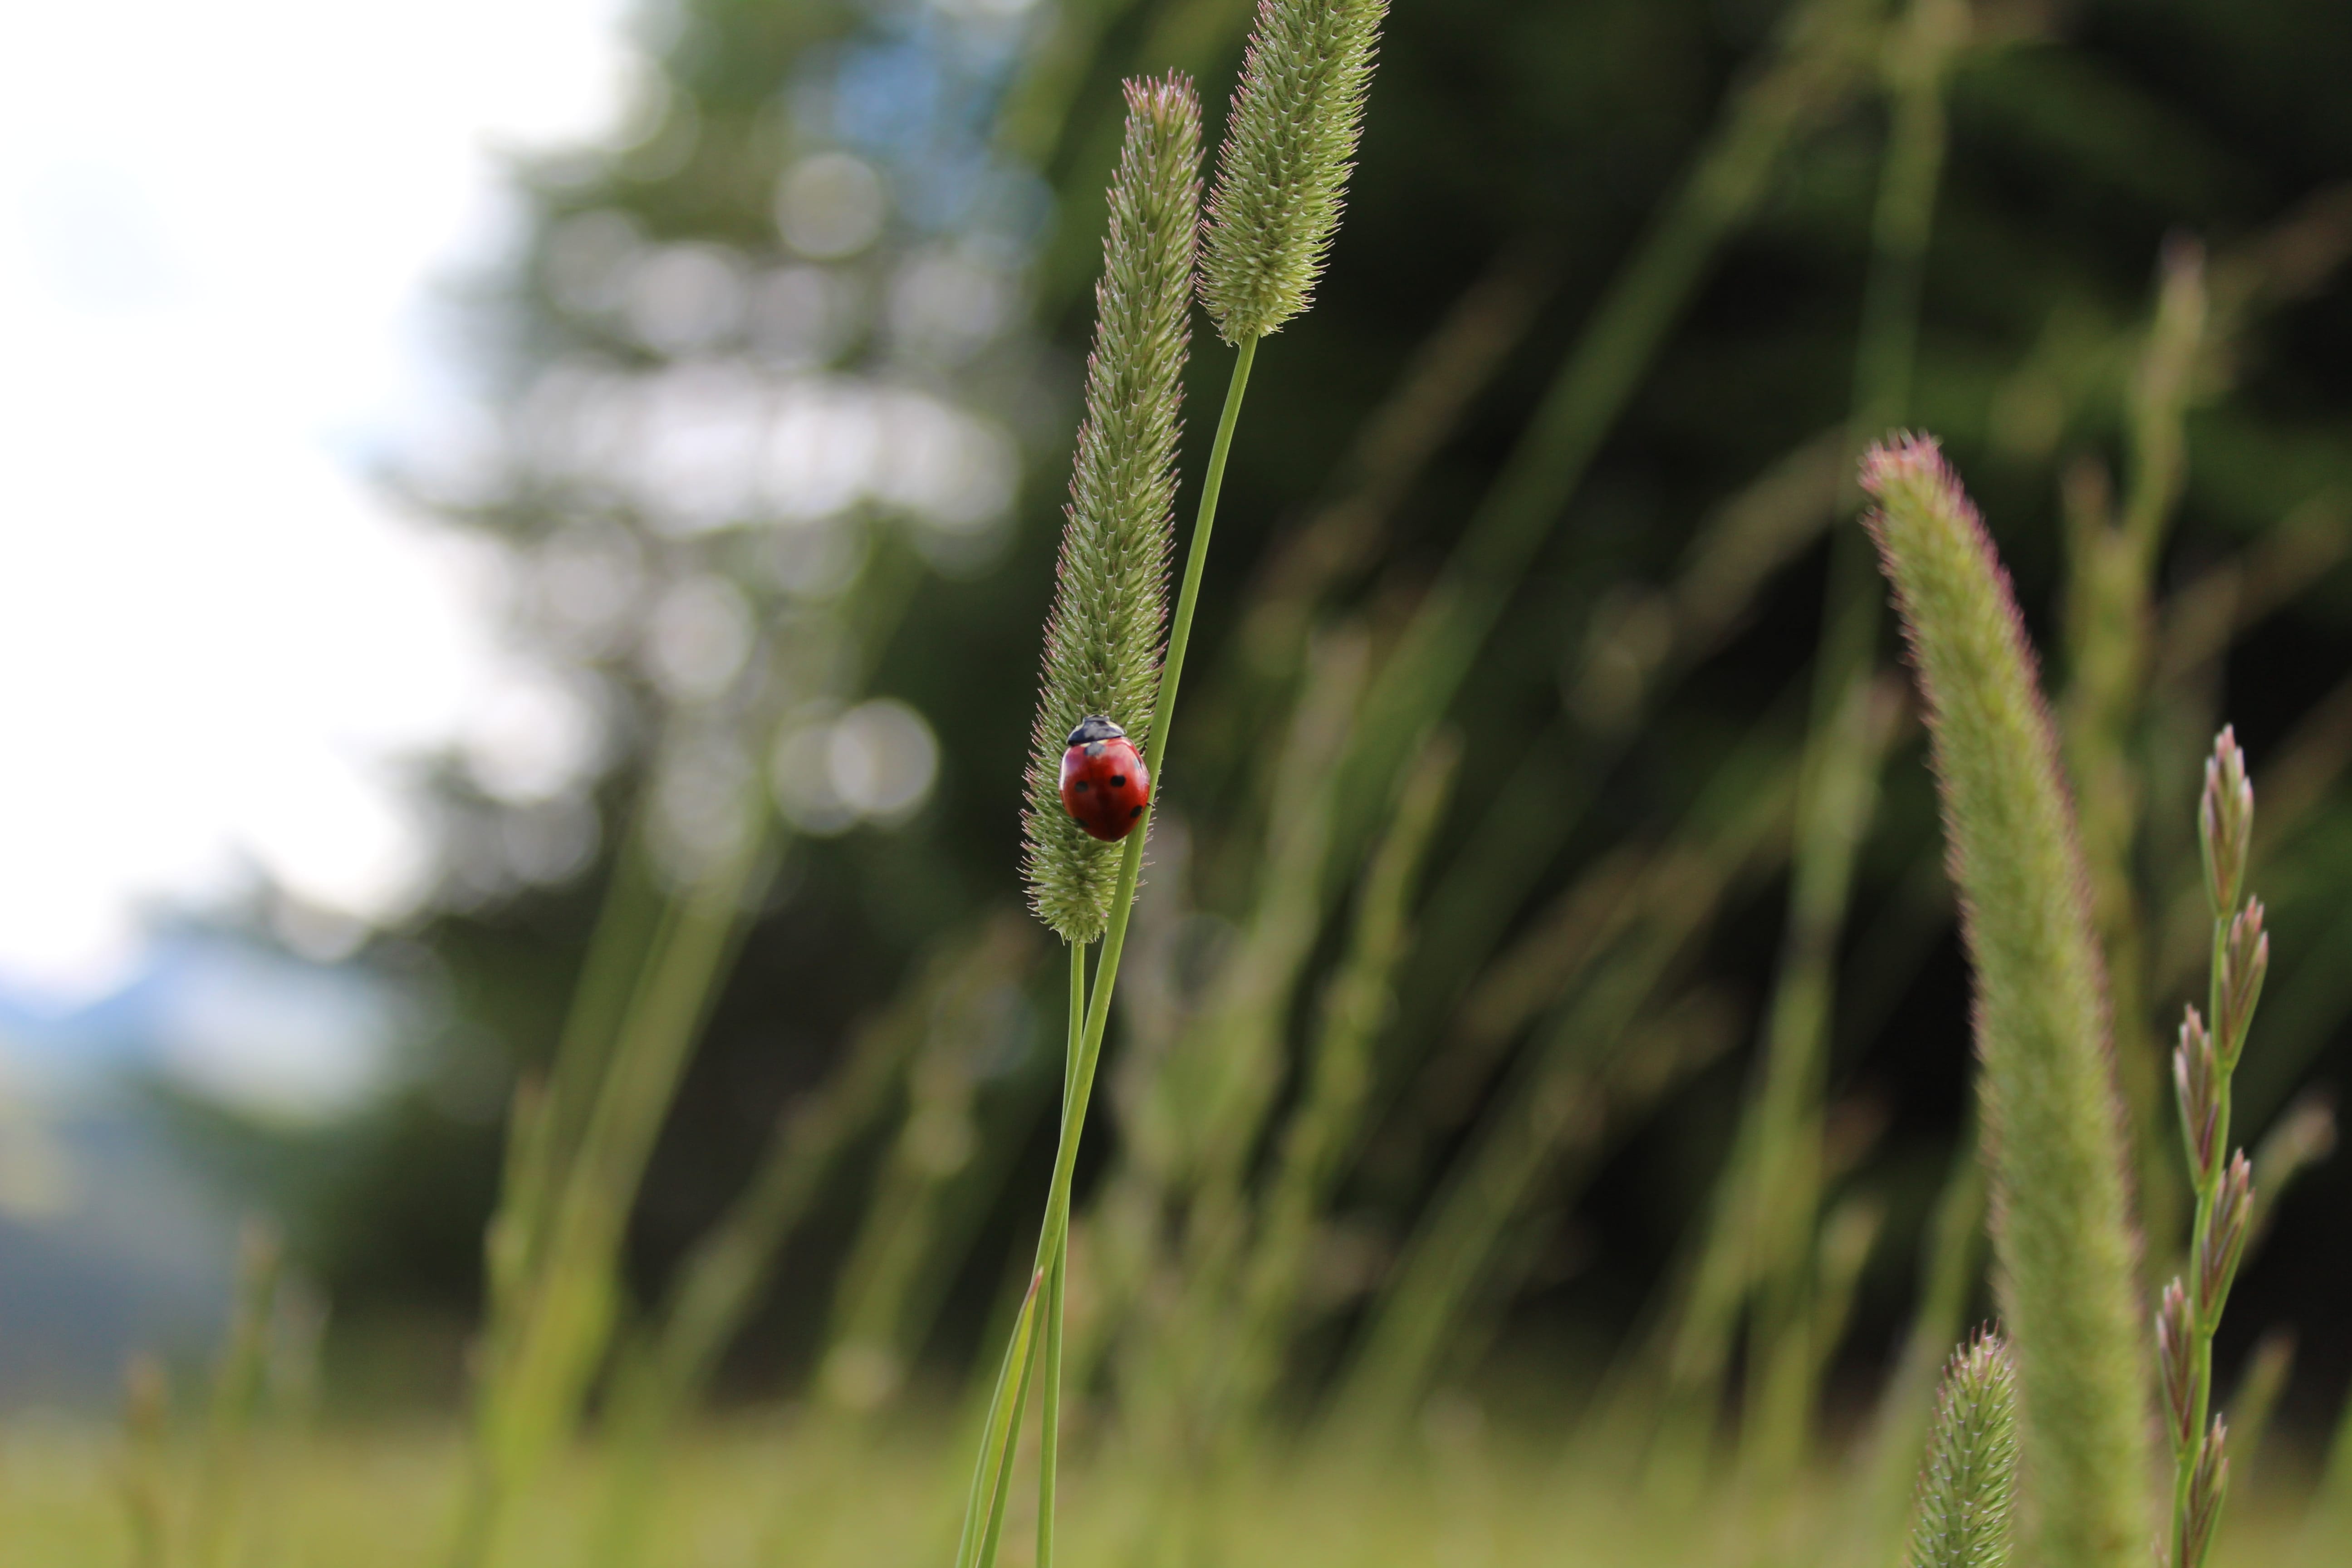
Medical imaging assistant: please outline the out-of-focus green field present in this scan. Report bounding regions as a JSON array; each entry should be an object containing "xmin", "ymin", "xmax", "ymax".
[{"xmin": 5, "ymin": 1413, "xmax": 2340, "ymax": 1568}]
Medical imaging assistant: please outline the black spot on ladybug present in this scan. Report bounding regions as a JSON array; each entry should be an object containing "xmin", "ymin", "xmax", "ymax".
[
  {"xmin": 1130, "ymin": 806, "xmax": 1143, "ymax": 818},
  {"xmin": 1109, "ymin": 774, "xmax": 1125, "ymax": 787},
  {"xmin": 1073, "ymin": 780, "xmax": 1091, "ymax": 793}
]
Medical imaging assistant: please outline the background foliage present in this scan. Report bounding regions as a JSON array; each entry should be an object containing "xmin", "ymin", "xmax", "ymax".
[{"xmin": 246, "ymin": 0, "xmax": 2352, "ymax": 1473}]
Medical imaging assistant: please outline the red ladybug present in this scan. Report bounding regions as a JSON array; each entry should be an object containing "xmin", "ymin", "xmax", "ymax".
[{"xmin": 1058, "ymin": 715, "xmax": 1151, "ymax": 842}]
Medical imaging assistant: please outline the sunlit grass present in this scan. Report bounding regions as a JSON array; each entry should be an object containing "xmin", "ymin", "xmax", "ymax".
[{"xmin": 1, "ymin": 1411, "xmax": 2339, "ymax": 1568}]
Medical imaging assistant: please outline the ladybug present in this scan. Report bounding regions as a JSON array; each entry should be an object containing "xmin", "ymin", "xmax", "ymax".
[{"xmin": 1058, "ymin": 715, "xmax": 1151, "ymax": 842}]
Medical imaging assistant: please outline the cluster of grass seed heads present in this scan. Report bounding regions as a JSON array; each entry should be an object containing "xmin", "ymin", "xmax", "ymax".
[
  {"xmin": 1022, "ymin": 74, "xmax": 1204, "ymax": 945},
  {"xmin": 2158, "ymin": 725, "xmax": 2270, "ymax": 1568},
  {"xmin": 1198, "ymin": 0, "xmax": 1389, "ymax": 344},
  {"xmin": 1906, "ymin": 1331, "xmax": 2021, "ymax": 1568}
]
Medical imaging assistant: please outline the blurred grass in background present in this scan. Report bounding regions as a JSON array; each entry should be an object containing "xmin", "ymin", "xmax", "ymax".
[{"xmin": 58, "ymin": 0, "xmax": 2352, "ymax": 1561}]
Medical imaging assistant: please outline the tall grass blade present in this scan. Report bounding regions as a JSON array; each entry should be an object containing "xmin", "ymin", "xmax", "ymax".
[
  {"xmin": 2061, "ymin": 239, "xmax": 2211, "ymax": 1271},
  {"xmin": 953, "ymin": 1272, "xmax": 1046, "ymax": 1568},
  {"xmin": 190, "ymin": 1220, "xmax": 284, "ymax": 1568},
  {"xmin": 1335, "ymin": 719, "xmax": 1803, "ymax": 1437},
  {"xmin": 1224, "ymin": 727, "xmax": 1461, "ymax": 1422},
  {"xmin": 1737, "ymin": 0, "xmax": 1965, "ymax": 1480},
  {"xmin": 1332, "ymin": 0, "xmax": 1883, "ymax": 865}
]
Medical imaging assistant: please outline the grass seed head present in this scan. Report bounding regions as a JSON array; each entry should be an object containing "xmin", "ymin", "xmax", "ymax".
[
  {"xmin": 1198, "ymin": 0, "xmax": 1389, "ymax": 344},
  {"xmin": 2197, "ymin": 1153, "xmax": 2253, "ymax": 1324},
  {"xmin": 1023, "ymin": 74, "xmax": 1204, "ymax": 944},
  {"xmin": 2181, "ymin": 1419, "xmax": 2230, "ymax": 1568},
  {"xmin": 2173, "ymin": 1007, "xmax": 2220, "ymax": 1185},
  {"xmin": 2199, "ymin": 726, "xmax": 2252, "ymax": 919},
  {"xmin": 2157, "ymin": 1279, "xmax": 2195, "ymax": 1452},
  {"xmin": 1906, "ymin": 1330, "xmax": 2022, "ymax": 1568},
  {"xmin": 1861, "ymin": 434, "xmax": 2153, "ymax": 1568},
  {"xmin": 2217, "ymin": 900, "xmax": 2267, "ymax": 1068}
]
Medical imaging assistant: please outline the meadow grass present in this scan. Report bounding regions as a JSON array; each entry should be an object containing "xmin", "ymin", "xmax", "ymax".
[
  {"xmin": 63, "ymin": 7, "xmax": 2352, "ymax": 1568},
  {"xmin": 9, "ymin": 1409, "xmax": 2347, "ymax": 1568}
]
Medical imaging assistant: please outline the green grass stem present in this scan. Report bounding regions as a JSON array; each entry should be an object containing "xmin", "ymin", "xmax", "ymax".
[
  {"xmin": 452, "ymin": 802, "xmax": 770, "ymax": 1568},
  {"xmin": 966, "ymin": 333, "xmax": 1259, "ymax": 1568},
  {"xmin": 1335, "ymin": 718, "xmax": 1802, "ymax": 1437},
  {"xmin": 1735, "ymin": 0, "xmax": 1963, "ymax": 1474},
  {"xmin": 2061, "ymin": 240, "xmax": 2210, "ymax": 1276},
  {"xmin": 1331, "ymin": 0, "xmax": 1882, "ymax": 868},
  {"xmin": 954, "ymin": 1272, "xmax": 1045, "ymax": 1568},
  {"xmin": 1396, "ymin": 433, "xmax": 1844, "ymax": 1077},
  {"xmin": 1223, "ymin": 728, "xmax": 1460, "ymax": 1422},
  {"xmin": 1036, "ymin": 945, "xmax": 1084, "ymax": 1568}
]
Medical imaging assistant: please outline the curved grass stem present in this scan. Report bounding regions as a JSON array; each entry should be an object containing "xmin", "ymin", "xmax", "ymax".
[{"xmin": 964, "ymin": 335, "xmax": 1259, "ymax": 1568}]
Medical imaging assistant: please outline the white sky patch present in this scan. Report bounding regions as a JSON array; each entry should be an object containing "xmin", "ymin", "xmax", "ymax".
[{"xmin": 0, "ymin": 1, "xmax": 636, "ymax": 1009}]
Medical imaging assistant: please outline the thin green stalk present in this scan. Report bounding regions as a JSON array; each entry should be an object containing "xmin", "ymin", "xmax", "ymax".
[
  {"xmin": 2063, "ymin": 240, "xmax": 2210, "ymax": 1284},
  {"xmin": 1159, "ymin": 337, "xmax": 1256, "ymax": 758},
  {"xmin": 968, "ymin": 338, "xmax": 1256, "ymax": 1568},
  {"xmin": 1739, "ymin": 0, "xmax": 1962, "ymax": 1475},
  {"xmin": 1331, "ymin": 0, "xmax": 1883, "ymax": 867},
  {"xmin": 1036, "ymin": 946, "xmax": 1085, "ymax": 1568},
  {"xmin": 451, "ymin": 803, "xmax": 770, "ymax": 1568},
  {"xmin": 2161, "ymin": 731, "xmax": 2266, "ymax": 1568},
  {"xmin": 1334, "ymin": 713, "xmax": 1803, "ymax": 1437},
  {"xmin": 1223, "ymin": 729, "xmax": 1460, "ymax": 1424},
  {"xmin": 1736, "ymin": 670, "xmax": 1888, "ymax": 1479},
  {"xmin": 1040, "ymin": 335, "xmax": 1255, "ymax": 1308},
  {"xmin": 952, "ymin": 1273, "xmax": 1046, "ymax": 1568},
  {"xmin": 1118, "ymin": 629, "xmax": 1365, "ymax": 1453}
]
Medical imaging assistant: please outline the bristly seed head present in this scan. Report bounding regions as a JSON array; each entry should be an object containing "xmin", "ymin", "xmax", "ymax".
[
  {"xmin": 1198, "ymin": 0, "xmax": 1389, "ymax": 344},
  {"xmin": 1022, "ymin": 74, "xmax": 1203, "ymax": 945},
  {"xmin": 1906, "ymin": 1330, "xmax": 2021, "ymax": 1568}
]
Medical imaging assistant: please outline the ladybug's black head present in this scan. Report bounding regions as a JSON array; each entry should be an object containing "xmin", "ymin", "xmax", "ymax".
[{"xmin": 1066, "ymin": 715, "xmax": 1127, "ymax": 747}]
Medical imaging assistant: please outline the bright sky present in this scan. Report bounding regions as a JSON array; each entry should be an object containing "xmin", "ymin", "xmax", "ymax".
[{"xmin": 0, "ymin": 1, "xmax": 635, "ymax": 1008}]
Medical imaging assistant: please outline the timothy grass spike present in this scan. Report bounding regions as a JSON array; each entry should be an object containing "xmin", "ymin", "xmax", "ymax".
[
  {"xmin": 1906, "ymin": 1331, "xmax": 2022, "ymax": 1568},
  {"xmin": 1199, "ymin": 0, "xmax": 1389, "ymax": 344},
  {"xmin": 1860, "ymin": 435, "xmax": 2152, "ymax": 1568},
  {"xmin": 1023, "ymin": 74, "xmax": 1204, "ymax": 944}
]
